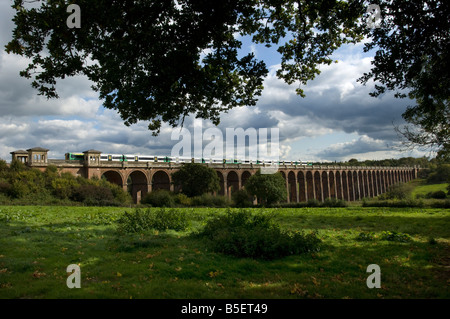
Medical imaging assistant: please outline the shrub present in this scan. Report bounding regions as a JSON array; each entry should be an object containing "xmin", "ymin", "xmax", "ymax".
[
  {"xmin": 429, "ymin": 199, "xmax": 450, "ymax": 208},
  {"xmin": 211, "ymin": 195, "xmax": 232, "ymax": 207},
  {"xmin": 174, "ymin": 193, "xmax": 192, "ymax": 206},
  {"xmin": 0, "ymin": 159, "xmax": 8, "ymax": 174},
  {"xmin": 379, "ymin": 183, "xmax": 413, "ymax": 200},
  {"xmin": 356, "ymin": 232, "xmax": 376, "ymax": 241},
  {"xmin": 108, "ymin": 183, "xmax": 132, "ymax": 205},
  {"xmin": 191, "ymin": 193, "xmax": 231, "ymax": 207},
  {"xmin": 197, "ymin": 209, "xmax": 321, "ymax": 260},
  {"xmin": 426, "ymin": 190, "xmax": 447, "ymax": 199},
  {"xmin": 117, "ymin": 207, "xmax": 189, "ymax": 234},
  {"xmin": 232, "ymin": 189, "xmax": 253, "ymax": 208},
  {"xmin": 323, "ymin": 198, "xmax": 348, "ymax": 207},
  {"xmin": 0, "ymin": 181, "xmax": 12, "ymax": 195},
  {"xmin": 9, "ymin": 180, "xmax": 29, "ymax": 198},
  {"xmin": 51, "ymin": 177, "xmax": 79, "ymax": 199},
  {"xmin": 306, "ymin": 198, "xmax": 322, "ymax": 207},
  {"xmin": 427, "ymin": 164, "xmax": 450, "ymax": 184},
  {"xmin": 141, "ymin": 189, "xmax": 175, "ymax": 207},
  {"xmin": 362, "ymin": 199, "xmax": 424, "ymax": 208},
  {"xmin": 71, "ymin": 184, "xmax": 115, "ymax": 205},
  {"xmin": 380, "ymin": 231, "xmax": 412, "ymax": 243}
]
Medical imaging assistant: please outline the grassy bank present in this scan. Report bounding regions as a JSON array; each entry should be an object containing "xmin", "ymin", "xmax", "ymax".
[
  {"xmin": 411, "ymin": 179, "xmax": 449, "ymax": 199},
  {"xmin": 0, "ymin": 205, "xmax": 449, "ymax": 299}
]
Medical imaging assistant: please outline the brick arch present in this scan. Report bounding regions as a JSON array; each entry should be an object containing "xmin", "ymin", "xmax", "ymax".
[
  {"xmin": 362, "ymin": 171, "xmax": 368, "ymax": 198},
  {"xmin": 288, "ymin": 171, "xmax": 297, "ymax": 202},
  {"xmin": 152, "ymin": 170, "xmax": 171, "ymax": 191},
  {"xmin": 358, "ymin": 171, "xmax": 364, "ymax": 199},
  {"xmin": 126, "ymin": 170, "xmax": 149, "ymax": 203},
  {"xmin": 346, "ymin": 170, "xmax": 354, "ymax": 201},
  {"xmin": 241, "ymin": 171, "xmax": 252, "ymax": 187},
  {"xmin": 321, "ymin": 171, "xmax": 329, "ymax": 200},
  {"xmin": 298, "ymin": 171, "xmax": 307, "ymax": 202},
  {"xmin": 306, "ymin": 171, "xmax": 314, "ymax": 201},
  {"xmin": 101, "ymin": 170, "xmax": 125, "ymax": 187},
  {"xmin": 216, "ymin": 171, "xmax": 225, "ymax": 196},
  {"xmin": 372, "ymin": 171, "xmax": 378, "ymax": 197},
  {"xmin": 341, "ymin": 171, "xmax": 349, "ymax": 201},
  {"xmin": 334, "ymin": 171, "xmax": 340, "ymax": 199},
  {"xmin": 226, "ymin": 171, "xmax": 239, "ymax": 197},
  {"xmin": 329, "ymin": 171, "xmax": 336, "ymax": 199},
  {"xmin": 363, "ymin": 171, "xmax": 370, "ymax": 197},
  {"xmin": 314, "ymin": 171, "xmax": 322, "ymax": 201},
  {"xmin": 353, "ymin": 171, "xmax": 360, "ymax": 200}
]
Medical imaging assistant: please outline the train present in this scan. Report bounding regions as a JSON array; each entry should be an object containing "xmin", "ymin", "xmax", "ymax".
[{"xmin": 65, "ymin": 152, "xmax": 313, "ymax": 166}]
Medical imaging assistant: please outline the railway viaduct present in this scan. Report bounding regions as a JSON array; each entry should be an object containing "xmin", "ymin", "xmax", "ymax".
[{"xmin": 11, "ymin": 147, "xmax": 420, "ymax": 203}]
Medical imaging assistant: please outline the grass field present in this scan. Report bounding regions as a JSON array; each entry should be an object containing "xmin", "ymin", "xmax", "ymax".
[
  {"xmin": 0, "ymin": 205, "xmax": 449, "ymax": 299},
  {"xmin": 411, "ymin": 179, "xmax": 449, "ymax": 199}
]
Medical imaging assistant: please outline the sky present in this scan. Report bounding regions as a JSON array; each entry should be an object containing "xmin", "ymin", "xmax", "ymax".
[{"xmin": 0, "ymin": 2, "xmax": 431, "ymax": 163}]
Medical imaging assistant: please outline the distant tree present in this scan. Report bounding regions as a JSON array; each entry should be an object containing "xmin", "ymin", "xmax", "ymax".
[
  {"xmin": 0, "ymin": 159, "xmax": 7, "ymax": 170},
  {"xmin": 9, "ymin": 159, "xmax": 26, "ymax": 173},
  {"xmin": 171, "ymin": 163, "xmax": 220, "ymax": 197},
  {"xmin": 427, "ymin": 164, "xmax": 450, "ymax": 184},
  {"xmin": 245, "ymin": 170, "xmax": 287, "ymax": 206}
]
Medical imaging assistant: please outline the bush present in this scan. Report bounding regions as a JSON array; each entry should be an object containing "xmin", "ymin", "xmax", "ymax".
[
  {"xmin": 427, "ymin": 164, "xmax": 450, "ymax": 184},
  {"xmin": 379, "ymin": 183, "xmax": 413, "ymax": 200},
  {"xmin": 141, "ymin": 189, "xmax": 175, "ymax": 207},
  {"xmin": 197, "ymin": 209, "xmax": 321, "ymax": 260},
  {"xmin": 71, "ymin": 184, "xmax": 115, "ymax": 206},
  {"xmin": 356, "ymin": 232, "xmax": 376, "ymax": 241},
  {"xmin": 191, "ymin": 193, "xmax": 231, "ymax": 207},
  {"xmin": 174, "ymin": 193, "xmax": 192, "ymax": 206},
  {"xmin": 323, "ymin": 198, "xmax": 348, "ymax": 207},
  {"xmin": 380, "ymin": 231, "xmax": 412, "ymax": 243},
  {"xmin": 426, "ymin": 190, "xmax": 447, "ymax": 199},
  {"xmin": 429, "ymin": 199, "xmax": 450, "ymax": 208},
  {"xmin": 232, "ymin": 189, "xmax": 253, "ymax": 207},
  {"xmin": 362, "ymin": 198, "xmax": 424, "ymax": 208},
  {"xmin": 51, "ymin": 177, "xmax": 79, "ymax": 199},
  {"xmin": 109, "ymin": 183, "xmax": 132, "ymax": 205},
  {"xmin": 0, "ymin": 181, "xmax": 12, "ymax": 195},
  {"xmin": 117, "ymin": 207, "xmax": 189, "ymax": 234}
]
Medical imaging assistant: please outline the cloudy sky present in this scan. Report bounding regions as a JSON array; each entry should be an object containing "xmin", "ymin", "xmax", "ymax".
[{"xmin": 0, "ymin": 2, "xmax": 429, "ymax": 163}]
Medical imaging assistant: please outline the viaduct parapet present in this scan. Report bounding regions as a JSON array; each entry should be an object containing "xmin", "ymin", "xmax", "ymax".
[{"xmin": 11, "ymin": 147, "xmax": 420, "ymax": 204}]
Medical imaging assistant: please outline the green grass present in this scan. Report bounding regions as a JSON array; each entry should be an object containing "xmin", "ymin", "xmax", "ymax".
[
  {"xmin": 0, "ymin": 205, "xmax": 449, "ymax": 299},
  {"xmin": 411, "ymin": 179, "xmax": 449, "ymax": 199}
]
